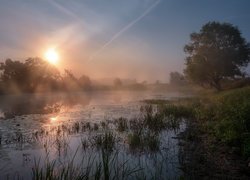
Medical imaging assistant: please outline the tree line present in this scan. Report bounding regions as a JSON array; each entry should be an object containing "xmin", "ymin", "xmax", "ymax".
[{"xmin": 0, "ymin": 57, "xmax": 91, "ymax": 94}]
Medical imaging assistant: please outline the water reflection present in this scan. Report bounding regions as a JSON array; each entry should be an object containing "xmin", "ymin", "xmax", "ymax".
[
  {"xmin": 0, "ymin": 91, "xmax": 189, "ymax": 179},
  {"xmin": 0, "ymin": 93, "xmax": 92, "ymax": 118},
  {"xmin": 50, "ymin": 116, "xmax": 58, "ymax": 123}
]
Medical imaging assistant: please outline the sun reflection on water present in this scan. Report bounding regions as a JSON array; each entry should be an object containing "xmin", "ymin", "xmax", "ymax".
[{"xmin": 50, "ymin": 116, "xmax": 58, "ymax": 123}]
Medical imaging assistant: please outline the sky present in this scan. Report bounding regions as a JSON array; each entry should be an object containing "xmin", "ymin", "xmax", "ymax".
[{"xmin": 0, "ymin": 0, "xmax": 250, "ymax": 82}]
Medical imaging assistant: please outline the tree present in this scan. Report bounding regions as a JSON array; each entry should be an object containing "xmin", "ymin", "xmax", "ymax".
[
  {"xmin": 0, "ymin": 58, "xmax": 61, "ymax": 92},
  {"xmin": 63, "ymin": 69, "xmax": 80, "ymax": 91},
  {"xmin": 184, "ymin": 21, "xmax": 250, "ymax": 90},
  {"xmin": 79, "ymin": 75, "xmax": 91, "ymax": 90},
  {"xmin": 169, "ymin": 72, "xmax": 185, "ymax": 86},
  {"xmin": 24, "ymin": 57, "xmax": 61, "ymax": 91}
]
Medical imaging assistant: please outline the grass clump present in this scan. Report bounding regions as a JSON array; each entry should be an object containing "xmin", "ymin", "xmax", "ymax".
[
  {"xmin": 127, "ymin": 132, "xmax": 160, "ymax": 152},
  {"xmin": 128, "ymin": 133, "xmax": 142, "ymax": 150},
  {"xmin": 160, "ymin": 103, "xmax": 194, "ymax": 120},
  {"xmin": 93, "ymin": 123, "xmax": 99, "ymax": 131},
  {"xmin": 32, "ymin": 149, "xmax": 142, "ymax": 180},
  {"xmin": 115, "ymin": 117, "xmax": 128, "ymax": 132},
  {"xmin": 145, "ymin": 133, "xmax": 160, "ymax": 151},
  {"xmin": 93, "ymin": 132, "xmax": 116, "ymax": 151}
]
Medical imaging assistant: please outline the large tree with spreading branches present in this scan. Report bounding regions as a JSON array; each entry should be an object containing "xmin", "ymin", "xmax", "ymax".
[{"xmin": 184, "ymin": 21, "xmax": 250, "ymax": 90}]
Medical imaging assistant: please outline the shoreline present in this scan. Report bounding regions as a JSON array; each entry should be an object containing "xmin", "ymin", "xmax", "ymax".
[{"xmin": 179, "ymin": 119, "xmax": 250, "ymax": 179}]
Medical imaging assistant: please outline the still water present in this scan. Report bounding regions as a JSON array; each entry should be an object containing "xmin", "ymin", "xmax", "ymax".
[{"xmin": 0, "ymin": 90, "xmax": 189, "ymax": 179}]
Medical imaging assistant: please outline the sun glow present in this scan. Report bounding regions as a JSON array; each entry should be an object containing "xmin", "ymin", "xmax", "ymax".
[
  {"xmin": 50, "ymin": 117, "xmax": 58, "ymax": 122},
  {"xmin": 44, "ymin": 48, "xmax": 59, "ymax": 65}
]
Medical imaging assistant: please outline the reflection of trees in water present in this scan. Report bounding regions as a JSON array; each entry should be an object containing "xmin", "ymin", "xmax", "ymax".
[{"xmin": 0, "ymin": 93, "xmax": 92, "ymax": 118}]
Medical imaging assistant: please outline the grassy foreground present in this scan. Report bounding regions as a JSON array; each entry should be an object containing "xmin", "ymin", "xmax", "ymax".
[
  {"xmin": 162, "ymin": 86, "xmax": 250, "ymax": 178},
  {"xmin": 192, "ymin": 86, "xmax": 250, "ymax": 158}
]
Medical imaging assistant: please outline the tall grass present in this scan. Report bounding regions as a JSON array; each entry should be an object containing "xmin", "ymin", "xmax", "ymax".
[
  {"xmin": 177, "ymin": 86, "xmax": 250, "ymax": 158},
  {"xmin": 205, "ymin": 87, "xmax": 250, "ymax": 157},
  {"xmin": 115, "ymin": 117, "xmax": 128, "ymax": 132},
  {"xmin": 32, "ymin": 148, "xmax": 142, "ymax": 180},
  {"xmin": 92, "ymin": 132, "xmax": 117, "ymax": 151}
]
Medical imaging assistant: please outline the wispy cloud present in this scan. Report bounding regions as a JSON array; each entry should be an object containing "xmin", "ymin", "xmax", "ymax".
[{"xmin": 88, "ymin": 0, "xmax": 161, "ymax": 62}]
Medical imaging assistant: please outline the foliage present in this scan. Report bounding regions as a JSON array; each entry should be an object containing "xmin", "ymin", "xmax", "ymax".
[
  {"xmin": 184, "ymin": 22, "xmax": 250, "ymax": 90},
  {"xmin": 188, "ymin": 87, "xmax": 250, "ymax": 157},
  {"xmin": 143, "ymin": 87, "xmax": 250, "ymax": 157},
  {"xmin": 169, "ymin": 71, "xmax": 186, "ymax": 86},
  {"xmin": 79, "ymin": 74, "xmax": 92, "ymax": 90},
  {"xmin": 63, "ymin": 69, "xmax": 79, "ymax": 91},
  {"xmin": 0, "ymin": 58, "xmax": 92, "ymax": 93},
  {"xmin": 0, "ymin": 58, "xmax": 61, "ymax": 92}
]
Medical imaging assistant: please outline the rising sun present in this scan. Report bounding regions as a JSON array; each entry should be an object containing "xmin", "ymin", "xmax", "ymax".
[{"xmin": 44, "ymin": 48, "xmax": 59, "ymax": 65}]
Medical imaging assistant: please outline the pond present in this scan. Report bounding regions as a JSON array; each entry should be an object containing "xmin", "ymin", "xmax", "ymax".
[{"xmin": 0, "ymin": 90, "xmax": 190, "ymax": 179}]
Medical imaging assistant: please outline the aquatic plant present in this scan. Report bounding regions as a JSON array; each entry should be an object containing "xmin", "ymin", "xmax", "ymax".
[
  {"xmin": 115, "ymin": 117, "xmax": 128, "ymax": 132},
  {"xmin": 81, "ymin": 137, "xmax": 89, "ymax": 150},
  {"xmin": 73, "ymin": 122, "xmax": 80, "ymax": 133},
  {"xmin": 93, "ymin": 123, "xmax": 99, "ymax": 131},
  {"xmin": 127, "ymin": 131, "xmax": 160, "ymax": 152},
  {"xmin": 144, "ymin": 132, "xmax": 160, "ymax": 151},
  {"xmin": 32, "ymin": 148, "xmax": 143, "ymax": 180},
  {"xmin": 101, "ymin": 121, "xmax": 107, "ymax": 129},
  {"xmin": 92, "ymin": 132, "xmax": 116, "ymax": 151},
  {"xmin": 128, "ymin": 132, "xmax": 142, "ymax": 150}
]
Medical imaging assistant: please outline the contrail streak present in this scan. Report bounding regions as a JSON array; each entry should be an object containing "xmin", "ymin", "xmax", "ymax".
[
  {"xmin": 88, "ymin": 0, "xmax": 161, "ymax": 62},
  {"xmin": 48, "ymin": 0, "xmax": 85, "ymax": 25}
]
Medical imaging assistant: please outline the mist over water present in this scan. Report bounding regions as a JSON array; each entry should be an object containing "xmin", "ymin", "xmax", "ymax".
[{"xmin": 0, "ymin": 90, "xmax": 188, "ymax": 179}]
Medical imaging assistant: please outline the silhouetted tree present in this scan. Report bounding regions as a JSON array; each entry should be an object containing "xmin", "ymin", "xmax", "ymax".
[
  {"xmin": 79, "ymin": 75, "xmax": 91, "ymax": 90},
  {"xmin": 0, "ymin": 59, "xmax": 27, "ymax": 91},
  {"xmin": 0, "ymin": 57, "xmax": 93, "ymax": 94},
  {"xmin": 184, "ymin": 21, "xmax": 250, "ymax": 90},
  {"xmin": 24, "ymin": 57, "xmax": 61, "ymax": 91},
  {"xmin": 0, "ymin": 58, "xmax": 61, "ymax": 93},
  {"xmin": 63, "ymin": 69, "xmax": 80, "ymax": 91},
  {"xmin": 169, "ymin": 72, "xmax": 185, "ymax": 86}
]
